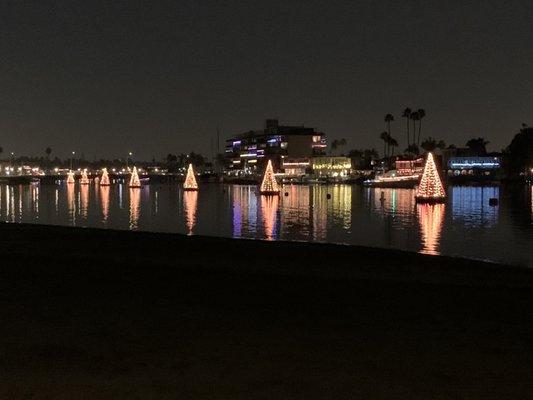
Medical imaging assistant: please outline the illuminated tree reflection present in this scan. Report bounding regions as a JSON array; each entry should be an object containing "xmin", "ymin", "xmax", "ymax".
[
  {"xmin": 183, "ymin": 190, "xmax": 198, "ymax": 235},
  {"xmin": 129, "ymin": 188, "xmax": 141, "ymax": 230},
  {"xmin": 100, "ymin": 186, "xmax": 110, "ymax": 223},
  {"xmin": 261, "ymin": 195, "xmax": 279, "ymax": 240},
  {"xmin": 417, "ymin": 203, "xmax": 445, "ymax": 255}
]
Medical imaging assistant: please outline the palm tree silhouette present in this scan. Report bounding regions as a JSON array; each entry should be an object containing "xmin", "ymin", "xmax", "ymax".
[
  {"xmin": 339, "ymin": 138, "xmax": 347, "ymax": 155},
  {"xmin": 421, "ymin": 137, "xmax": 446, "ymax": 152},
  {"xmin": 465, "ymin": 137, "xmax": 490, "ymax": 155},
  {"xmin": 380, "ymin": 131, "xmax": 389, "ymax": 158},
  {"xmin": 388, "ymin": 137, "xmax": 399, "ymax": 157},
  {"xmin": 416, "ymin": 109, "xmax": 425, "ymax": 146},
  {"xmin": 410, "ymin": 111, "xmax": 420, "ymax": 150},
  {"xmin": 402, "ymin": 108, "xmax": 412, "ymax": 154},
  {"xmin": 331, "ymin": 139, "xmax": 339, "ymax": 155}
]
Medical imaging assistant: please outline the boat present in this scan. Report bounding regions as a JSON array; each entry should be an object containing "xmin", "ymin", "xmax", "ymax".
[{"xmin": 363, "ymin": 170, "xmax": 420, "ymax": 188}]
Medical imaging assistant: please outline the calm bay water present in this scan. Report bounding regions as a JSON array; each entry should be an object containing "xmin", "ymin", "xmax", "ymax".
[{"xmin": 1, "ymin": 182, "xmax": 532, "ymax": 266}]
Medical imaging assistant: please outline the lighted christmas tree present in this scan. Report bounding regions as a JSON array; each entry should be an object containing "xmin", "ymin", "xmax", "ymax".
[
  {"xmin": 100, "ymin": 168, "xmax": 110, "ymax": 186},
  {"xmin": 415, "ymin": 152, "xmax": 446, "ymax": 203},
  {"xmin": 183, "ymin": 163, "xmax": 199, "ymax": 191},
  {"xmin": 66, "ymin": 170, "xmax": 75, "ymax": 184},
  {"xmin": 80, "ymin": 169, "xmax": 89, "ymax": 185},
  {"xmin": 129, "ymin": 166, "xmax": 141, "ymax": 188},
  {"xmin": 259, "ymin": 159, "xmax": 280, "ymax": 195}
]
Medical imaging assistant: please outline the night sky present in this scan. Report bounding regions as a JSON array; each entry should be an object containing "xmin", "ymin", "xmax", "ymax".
[{"xmin": 1, "ymin": 1, "xmax": 531, "ymax": 160}]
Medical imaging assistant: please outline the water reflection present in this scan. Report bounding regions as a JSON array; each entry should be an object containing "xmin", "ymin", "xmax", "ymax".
[
  {"xmin": 311, "ymin": 186, "xmax": 328, "ymax": 241},
  {"xmin": 260, "ymin": 195, "xmax": 279, "ymax": 240},
  {"xmin": 417, "ymin": 203, "xmax": 445, "ymax": 255},
  {"xmin": 0, "ymin": 183, "xmax": 530, "ymax": 266},
  {"xmin": 232, "ymin": 186, "xmax": 257, "ymax": 237},
  {"xmin": 281, "ymin": 185, "xmax": 311, "ymax": 239},
  {"xmin": 67, "ymin": 183, "xmax": 76, "ymax": 225},
  {"xmin": 80, "ymin": 184, "xmax": 89, "ymax": 221},
  {"xmin": 452, "ymin": 186, "xmax": 499, "ymax": 227},
  {"xmin": 183, "ymin": 190, "xmax": 198, "ymax": 235},
  {"xmin": 129, "ymin": 188, "xmax": 140, "ymax": 230},
  {"xmin": 100, "ymin": 186, "xmax": 110, "ymax": 223}
]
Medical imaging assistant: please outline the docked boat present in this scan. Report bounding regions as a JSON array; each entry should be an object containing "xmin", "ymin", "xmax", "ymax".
[{"xmin": 363, "ymin": 171, "xmax": 420, "ymax": 188}]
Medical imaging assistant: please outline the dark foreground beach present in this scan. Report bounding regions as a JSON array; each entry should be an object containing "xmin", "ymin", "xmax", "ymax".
[{"xmin": 0, "ymin": 223, "xmax": 532, "ymax": 399}]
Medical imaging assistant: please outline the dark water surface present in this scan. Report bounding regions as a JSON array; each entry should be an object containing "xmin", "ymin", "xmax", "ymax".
[{"xmin": 1, "ymin": 182, "xmax": 531, "ymax": 266}]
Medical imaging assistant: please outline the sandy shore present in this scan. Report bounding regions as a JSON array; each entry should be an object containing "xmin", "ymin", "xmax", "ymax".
[{"xmin": 0, "ymin": 223, "xmax": 532, "ymax": 399}]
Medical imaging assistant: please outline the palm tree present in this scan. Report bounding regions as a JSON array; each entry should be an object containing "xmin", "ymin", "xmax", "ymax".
[
  {"xmin": 331, "ymin": 139, "xmax": 339, "ymax": 155},
  {"xmin": 384, "ymin": 113, "xmax": 394, "ymax": 136},
  {"xmin": 465, "ymin": 137, "xmax": 490, "ymax": 155},
  {"xmin": 388, "ymin": 137, "xmax": 399, "ymax": 157},
  {"xmin": 410, "ymin": 111, "xmax": 419, "ymax": 150},
  {"xmin": 339, "ymin": 138, "xmax": 347, "ymax": 155},
  {"xmin": 402, "ymin": 108, "xmax": 412, "ymax": 154},
  {"xmin": 379, "ymin": 131, "xmax": 389, "ymax": 158},
  {"xmin": 416, "ymin": 109, "xmax": 425, "ymax": 146},
  {"xmin": 421, "ymin": 137, "xmax": 446, "ymax": 152}
]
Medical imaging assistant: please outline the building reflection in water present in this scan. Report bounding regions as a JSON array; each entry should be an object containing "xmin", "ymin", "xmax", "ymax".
[
  {"xmin": 67, "ymin": 183, "xmax": 76, "ymax": 226},
  {"xmin": 327, "ymin": 185, "xmax": 352, "ymax": 230},
  {"xmin": 80, "ymin": 184, "xmax": 89, "ymax": 221},
  {"xmin": 311, "ymin": 186, "xmax": 328, "ymax": 241},
  {"xmin": 417, "ymin": 203, "xmax": 445, "ymax": 255},
  {"xmin": 232, "ymin": 186, "xmax": 257, "ymax": 237},
  {"xmin": 260, "ymin": 194, "xmax": 279, "ymax": 240},
  {"xmin": 100, "ymin": 186, "xmax": 110, "ymax": 223},
  {"xmin": 281, "ymin": 185, "xmax": 311, "ymax": 239},
  {"xmin": 452, "ymin": 186, "xmax": 499, "ymax": 227},
  {"xmin": 183, "ymin": 190, "xmax": 198, "ymax": 235},
  {"xmin": 368, "ymin": 188, "xmax": 416, "ymax": 228},
  {"xmin": 129, "ymin": 188, "xmax": 141, "ymax": 230}
]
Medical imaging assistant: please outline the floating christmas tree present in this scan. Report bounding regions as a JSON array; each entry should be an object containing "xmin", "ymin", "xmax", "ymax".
[
  {"xmin": 259, "ymin": 159, "xmax": 280, "ymax": 195},
  {"xmin": 80, "ymin": 169, "xmax": 89, "ymax": 185},
  {"xmin": 66, "ymin": 170, "xmax": 75, "ymax": 184},
  {"xmin": 100, "ymin": 168, "xmax": 110, "ymax": 186},
  {"xmin": 129, "ymin": 166, "xmax": 141, "ymax": 188},
  {"xmin": 415, "ymin": 152, "xmax": 446, "ymax": 203},
  {"xmin": 183, "ymin": 163, "xmax": 199, "ymax": 191}
]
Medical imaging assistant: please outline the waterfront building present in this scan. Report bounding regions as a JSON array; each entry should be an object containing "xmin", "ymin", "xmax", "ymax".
[
  {"xmin": 225, "ymin": 119, "xmax": 326, "ymax": 175},
  {"xmin": 447, "ymin": 156, "xmax": 501, "ymax": 179},
  {"xmin": 311, "ymin": 156, "xmax": 352, "ymax": 178}
]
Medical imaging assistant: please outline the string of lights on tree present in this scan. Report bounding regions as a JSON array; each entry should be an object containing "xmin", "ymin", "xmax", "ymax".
[
  {"xmin": 129, "ymin": 166, "xmax": 141, "ymax": 188},
  {"xmin": 80, "ymin": 169, "xmax": 89, "ymax": 185},
  {"xmin": 259, "ymin": 159, "xmax": 280, "ymax": 195},
  {"xmin": 183, "ymin": 163, "xmax": 199, "ymax": 191},
  {"xmin": 100, "ymin": 168, "xmax": 110, "ymax": 186},
  {"xmin": 415, "ymin": 152, "xmax": 446, "ymax": 203}
]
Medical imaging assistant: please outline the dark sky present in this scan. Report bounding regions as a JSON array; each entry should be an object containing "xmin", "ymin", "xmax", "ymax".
[{"xmin": 1, "ymin": 0, "xmax": 531, "ymax": 160}]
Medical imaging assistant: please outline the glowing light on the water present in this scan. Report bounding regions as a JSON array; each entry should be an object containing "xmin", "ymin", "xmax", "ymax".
[
  {"xmin": 100, "ymin": 185, "xmax": 110, "ymax": 222},
  {"xmin": 261, "ymin": 194, "xmax": 279, "ymax": 240},
  {"xmin": 417, "ymin": 203, "xmax": 445, "ymax": 255},
  {"xmin": 80, "ymin": 184, "xmax": 89, "ymax": 220},
  {"xmin": 183, "ymin": 190, "xmax": 198, "ymax": 235},
  {"xmin": 129, "ymin": 188, "xmax": 140, "ymax": 229}
]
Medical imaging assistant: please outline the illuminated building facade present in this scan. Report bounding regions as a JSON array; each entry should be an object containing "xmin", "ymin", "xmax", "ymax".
[
  {"xmin": 447, "ymin": 156, "xmax": 501, "ymax": 178},
  {"xmin": 225, "ymin": 119, "xmax": 326, "ymax": 174},
  {"xmin": 311, "ymin": 156, "xmax": 352, "ymax": 177},
  {"xmin": 395, "ymin": 158, "xmax": 424, "ymax": 176}
]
